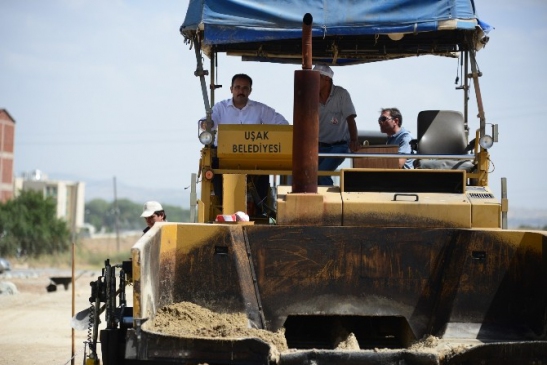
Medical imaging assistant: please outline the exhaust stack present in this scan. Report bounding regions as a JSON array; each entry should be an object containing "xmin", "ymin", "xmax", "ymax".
[{"xmin": 292, "ymin": 13, "xmax": 319, "ymax": 193}]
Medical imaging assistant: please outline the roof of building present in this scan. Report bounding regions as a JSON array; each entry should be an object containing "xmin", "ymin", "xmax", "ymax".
[{"xmin": 0, "ymin": 109, "xmax": 16, "ymax": 124}]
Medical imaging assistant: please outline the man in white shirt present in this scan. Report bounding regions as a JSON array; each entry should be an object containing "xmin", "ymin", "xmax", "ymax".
[
  {"xmin": 208, "ymin": 74, "xmax": 289, "ymax": 213},
  {"xmin": 210, "ymin": 73, "xmax": 289, "ymax": 129},
  {"xmin": 314, "ymin": 64, "xmax": 359, "ymax": 185}
]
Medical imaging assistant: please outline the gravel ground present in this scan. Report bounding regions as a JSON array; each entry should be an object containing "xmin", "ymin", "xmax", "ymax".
[
  {"xmin": 0, "ymin": 268, "xmax": 107, "ymax": 365},
  {"xmin": 0, "ymin": 235, "xmax": 138, "ymax": 365}
]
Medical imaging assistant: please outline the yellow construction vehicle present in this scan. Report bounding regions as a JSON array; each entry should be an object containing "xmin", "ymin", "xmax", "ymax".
[{"xmin": 80, "ymin": 1, "xmax": 547, "ymax": 364}]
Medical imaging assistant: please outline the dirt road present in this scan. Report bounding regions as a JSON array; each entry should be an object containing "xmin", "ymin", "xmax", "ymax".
[
  {"xmin": 0, "ymin": 269, "xmax": 106, "ymax": 365},
  {"xmin": 0, "ymin": 235, "xmax": 138, "ymax": 364}
]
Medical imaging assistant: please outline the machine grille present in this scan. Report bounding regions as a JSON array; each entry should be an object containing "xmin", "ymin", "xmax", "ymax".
[{"xmin": 468, "ymin": 193, "xmax": 495, "ymax": 199}]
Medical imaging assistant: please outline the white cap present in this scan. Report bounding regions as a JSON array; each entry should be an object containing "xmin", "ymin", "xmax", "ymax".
[
  {"xmin": 313, "ymin": 64, "xmax": 334, "ymax": 79},
  {"xmin": 141, "ymin": 201, "xmax": 163, "ymax": 217}
]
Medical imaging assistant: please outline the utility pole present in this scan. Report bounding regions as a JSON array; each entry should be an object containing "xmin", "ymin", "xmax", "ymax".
[
  {"xmin": 113, "ymin": 176, "xmax": 120, "ymax": 253},
  {"xmin": 70, "ymin": 183, "xmax": 79, "ymax": 365}
]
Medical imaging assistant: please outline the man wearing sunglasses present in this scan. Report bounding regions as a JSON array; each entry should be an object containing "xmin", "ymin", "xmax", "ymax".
[
  {"xmin": 378, "ymin": 108, "xmax": 414, "ymax": 169},
  {"xmin": 314, "ymin": 64, "xmax": 359, "ymax": 185},
  {"xmin": 141, "ymin": 200, "xmax": 167, "ymax": 234}
]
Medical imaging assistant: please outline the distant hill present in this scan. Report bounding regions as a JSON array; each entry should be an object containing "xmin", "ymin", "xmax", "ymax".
[
  {"xmin": 85, "ymin": 179, "xmax": 192, "ymax": 209},
  {"xmin": 40, "ymin": 172, "xmax": 192, "ymax": 208},
  {"xmin": 507, "ymin": 208, "xmax": 547, "ymax": 229}
]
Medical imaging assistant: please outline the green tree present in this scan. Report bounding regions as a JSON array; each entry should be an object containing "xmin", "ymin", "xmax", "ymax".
[
  {"xmin": 85, "ymin": 199, "xmax": 111, "ymax": 232},
  {"xmin": 116, "ymin": 199, "xmax": 142, "ymax": 230},
  {"xmin": 165, "ymin": 204, "xmax": 190, "ymax": 223},
  {"xmin": 518, "ymin": 224, "xmax": 547, "ymax": 231},
  {"xmin": 0, "ymin": 190, "xmax": 71, "ymax": 257}
]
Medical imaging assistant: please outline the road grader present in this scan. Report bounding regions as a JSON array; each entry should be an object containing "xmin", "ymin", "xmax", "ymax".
[{"xmin": 79, "ymin": 1, "xmax": 547, "ymax": 364}]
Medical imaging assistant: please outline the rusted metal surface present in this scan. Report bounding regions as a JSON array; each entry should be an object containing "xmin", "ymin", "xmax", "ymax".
[
  {"xmin": 278, "ymin": 342, "xmax": 547, "ymax": 365},
  {"xmin": 292, "ymin": 14, "xmax": 319, "ymax": 193},
  {"xmin": 244, "ymin": 226, "xmax": 547, "ymax": 339},
  {"xmin": 301, "ymin": 13, "xmax": 313, "ymax": 70},
  {"xmin": 131, "ymin": 223, "xmax": 547, "ymax": 364},
  {"xmin": 292, "ymin": 70, "xmax": 319, "ymax": 193},
  {"xmin": 132, "ymin": 330, "xmax": 271, "ymax": 364}
]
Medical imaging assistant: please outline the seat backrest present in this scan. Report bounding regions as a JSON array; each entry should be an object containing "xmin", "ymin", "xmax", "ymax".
[{"xmin": 417, "ymin": 110, "xmax": 467, "ymax": 154}]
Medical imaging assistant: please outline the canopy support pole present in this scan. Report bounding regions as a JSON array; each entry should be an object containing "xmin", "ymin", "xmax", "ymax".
[
  {"xmin": 464, "ymin": 51, "xmax": 469, "ymax": 140},
  {"xmin": 469, "ymin": 49, "xmax": 486, "ymax": 137},
  {"xmin": 193, "ymin": 37, "xmax": 212, "ymax": 128}
]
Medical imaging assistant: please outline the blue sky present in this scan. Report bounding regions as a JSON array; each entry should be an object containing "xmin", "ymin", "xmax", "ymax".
[{"xmin": 1, "ymin": 0, "xmax": 546, "ymax": 211}]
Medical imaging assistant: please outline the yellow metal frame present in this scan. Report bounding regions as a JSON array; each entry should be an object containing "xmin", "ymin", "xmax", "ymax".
[
  {"xmin": 465, "ymin": 129, "xmax": 490, "ymax": 186},
  {"xmin": 217, "ymin": 124, "xmax": 293, "ymax": 169},
  {"xmin": 198, "ymin": 126, "xmax": 495, "ymax": 223}
]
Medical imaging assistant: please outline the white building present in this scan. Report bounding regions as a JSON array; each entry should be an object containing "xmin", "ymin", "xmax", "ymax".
[{"xmin": 14, "ymin": 170, "xmax": 85, "ymax": 234}]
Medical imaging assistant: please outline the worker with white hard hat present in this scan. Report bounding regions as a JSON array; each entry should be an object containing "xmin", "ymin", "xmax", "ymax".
[{"xmin": 141, "ymin": 201, "xmax": 167, "ymax": 234}]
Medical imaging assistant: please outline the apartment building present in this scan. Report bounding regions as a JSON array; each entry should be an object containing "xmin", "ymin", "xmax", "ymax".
[{"xmin": 14, "ymin": 171, "xmax": 86, "ymax": 233}]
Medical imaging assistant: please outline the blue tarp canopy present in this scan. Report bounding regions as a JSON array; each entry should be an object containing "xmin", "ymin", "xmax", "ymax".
[{"xmin": 181, "ymin": 0, "xmax": 491, "ymax": 64}]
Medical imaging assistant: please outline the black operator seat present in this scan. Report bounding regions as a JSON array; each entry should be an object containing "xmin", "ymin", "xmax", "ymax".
[{"xmin": 412, "ymin": 110, "xmax": 475, "ymax": 171}]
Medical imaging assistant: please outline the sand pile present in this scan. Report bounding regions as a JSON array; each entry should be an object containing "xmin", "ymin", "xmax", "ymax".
[{"xmin": 146, "ymin": 301, "xmax": 288, "ymax": 352}]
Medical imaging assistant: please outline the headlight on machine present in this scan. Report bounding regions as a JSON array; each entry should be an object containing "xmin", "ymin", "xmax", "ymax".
[
  {"xmin": 199, "ymin": 131, "xmax": 214, "ymax": 145},
  {"xmin": 197, "ymin": 118, "xmax": 215, "ymax": 146},
  {"xmin": 479, "ymin": 135, "xmax": 493, "ymax": 149}
]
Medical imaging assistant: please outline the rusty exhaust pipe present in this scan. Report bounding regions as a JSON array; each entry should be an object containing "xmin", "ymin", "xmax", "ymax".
[
  {"xmin": 292, "ymin": 13, "xmax": 319, "ymax": 193},
  {"xmin": 302, "ymin": 13, "xmax": 313, "ymax": 70}
]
